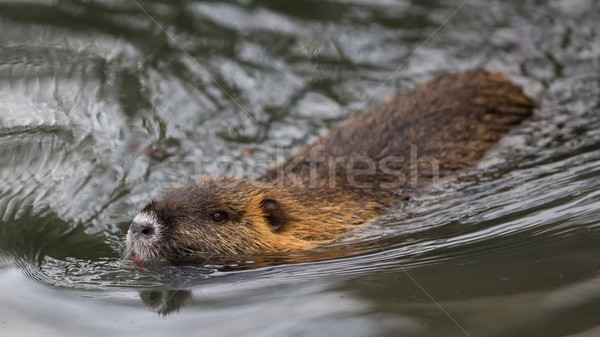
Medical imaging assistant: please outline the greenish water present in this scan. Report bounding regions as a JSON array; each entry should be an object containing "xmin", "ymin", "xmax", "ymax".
[{"xmin": 1, "ymin": 0, "xmax": 600, "ymax": 336}]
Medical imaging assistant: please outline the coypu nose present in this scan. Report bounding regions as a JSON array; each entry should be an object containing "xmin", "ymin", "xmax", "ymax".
[{"xmin": 130, "ymin": 222, "xmax": 155, "ymax": 239}]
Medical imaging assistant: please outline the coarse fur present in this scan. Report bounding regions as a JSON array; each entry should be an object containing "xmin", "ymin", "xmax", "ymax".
[{"xmin": 125, "ymin": 70, "xmax": 534, "ymax": 264}]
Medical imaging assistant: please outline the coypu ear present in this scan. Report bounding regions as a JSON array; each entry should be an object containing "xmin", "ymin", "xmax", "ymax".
[{"xmin": 260, "ymin": 197, "xmax": 285, "ymax": 231}]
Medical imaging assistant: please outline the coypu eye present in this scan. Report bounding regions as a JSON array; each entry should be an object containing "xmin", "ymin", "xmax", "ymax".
[{"xmin": 211, "ymin": 211, "xmax": 227, "ymax": 222}]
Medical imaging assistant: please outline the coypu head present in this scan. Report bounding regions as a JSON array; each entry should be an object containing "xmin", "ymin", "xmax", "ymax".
[
  {"xmin": 125, "ymin": 178, "xmax": 319, "ymax": 265},
  {"xmin": 125, "ymin": 177, "xmax": 384, "ymax": 265}
]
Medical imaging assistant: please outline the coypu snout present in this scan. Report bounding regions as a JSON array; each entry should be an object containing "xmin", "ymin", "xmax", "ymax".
[
  {"xmin": 125, "ymin": 212, "xmax": 166, "ymax": 264},
  {"xmin": 129, "ymin": 221, "xmax": 156, "ymax": 239}
]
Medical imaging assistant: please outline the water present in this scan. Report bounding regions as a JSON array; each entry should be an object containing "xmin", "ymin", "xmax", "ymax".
[{"xmin": 1, "ymin": 0, "xmax": 599, "ymax": 336}]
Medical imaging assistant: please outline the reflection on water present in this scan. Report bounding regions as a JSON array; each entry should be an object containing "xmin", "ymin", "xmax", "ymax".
[
  {"xmin": 0, "ymin": 0, "xmax": 600, "ymax": 336},
  {"xmin": 140, "ymin": 290, "xmax": 192, "ymax": 316}
]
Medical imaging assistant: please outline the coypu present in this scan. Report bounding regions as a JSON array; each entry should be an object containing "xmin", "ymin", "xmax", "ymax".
[{"xmin": 125, "ymin": 70, "xmax": 534, "ymax": 265}]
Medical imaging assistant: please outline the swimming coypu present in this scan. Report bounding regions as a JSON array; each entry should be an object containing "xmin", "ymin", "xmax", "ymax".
[{"xmin": 125, "ymin": 70, "xmax": 534, "ymax": 265}]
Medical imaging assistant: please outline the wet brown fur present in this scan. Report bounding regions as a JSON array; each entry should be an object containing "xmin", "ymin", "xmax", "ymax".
[{"xmin": 132, "ymin": 70, "xmax": 534, "ymax": 261}]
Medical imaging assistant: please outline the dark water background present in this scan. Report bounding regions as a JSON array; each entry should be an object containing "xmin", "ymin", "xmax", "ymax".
[{"xmin": 1, "ymin": 0, "xmax": 599, "ymax": 336}]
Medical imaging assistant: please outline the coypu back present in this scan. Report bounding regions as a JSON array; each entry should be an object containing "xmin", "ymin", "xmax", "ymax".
[{"xmin": 265, "ymin": 70, "xmax": 534, "ymax": 196}]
